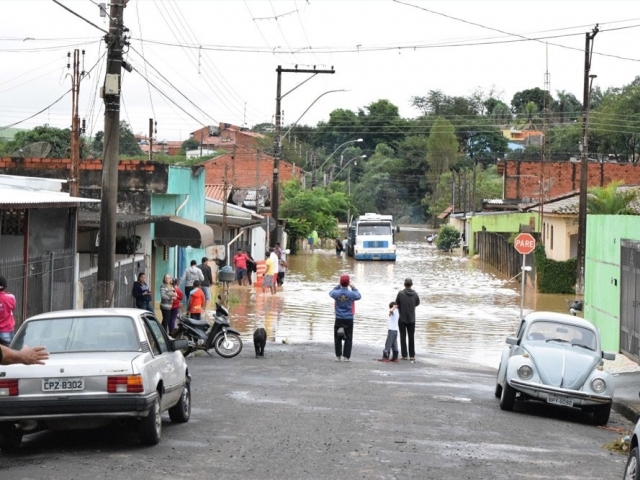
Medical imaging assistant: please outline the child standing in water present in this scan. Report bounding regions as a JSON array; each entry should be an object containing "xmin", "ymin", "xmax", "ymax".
[{"xmin": 379, "ymin": 301, "xmax": 399, "ymax": 362}]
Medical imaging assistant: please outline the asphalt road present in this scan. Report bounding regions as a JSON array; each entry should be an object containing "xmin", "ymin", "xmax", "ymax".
[{"xmin": 0, "ymin": 343, "xmax": 633, "ymax": 479}]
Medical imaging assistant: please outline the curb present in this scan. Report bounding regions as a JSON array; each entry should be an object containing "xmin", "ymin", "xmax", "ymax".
[{"xmin": 613, "ymin": 399, "xmax": 640, "ymax": 424}]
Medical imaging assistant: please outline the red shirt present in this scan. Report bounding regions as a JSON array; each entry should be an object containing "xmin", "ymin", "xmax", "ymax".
[
  {"xmin": 188, "ymin": 288, "xmax": 205, "ymax": 314},
  {"xmin": 233, "ymin": 253, "xmax": 248, "ymax": 270},
  {"xmin": 172, "ymin": 287, "xmax": 184, "ymax": 309},
  {"xmin": 0, "ymin": 291, "xmax": 16, "ymax": 333}
]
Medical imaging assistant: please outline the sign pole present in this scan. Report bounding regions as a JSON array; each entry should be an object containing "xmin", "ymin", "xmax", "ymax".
[{"xmin": 520, "ymin": 253, "xmax": 526, "ymax": 320}]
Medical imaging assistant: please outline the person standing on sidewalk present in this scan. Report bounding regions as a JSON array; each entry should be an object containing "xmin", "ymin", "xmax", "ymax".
[
  {"xmin": 197, "ymin": 257, "xmax": 214, "ymax": 313},
  {"xmin": 0, "ymin": 276, "xmax": 16, "ymax": 345},
  {"xmin": 181, "ymin": 260, "xmax": 204, "ymax": 299},
  {"xmin": 329, "ymin": 274, "xmax": 361, "ymax": 362},
  {"xmin": 379, "ymin": 301, "xmax": 399, "ymax": 362},
  {"xmin": 396, "ymin": 278, "xmax": 420, "ymax": 363},
  {"xmin": 159, "ymin": 273, "xmax": 177, "ymax": 332},
  {"xmin": 188, "ymin": 280, "xmax": 206, "ymax": 320},
  {"xmin": 132, "ymin": 273, "xmax": 153, "ymax": 312}
]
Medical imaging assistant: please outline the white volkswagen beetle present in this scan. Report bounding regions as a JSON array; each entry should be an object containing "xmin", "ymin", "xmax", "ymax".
[{"xmin": 495, "ymin": 311, "xmax": 615, "ymax": 425}]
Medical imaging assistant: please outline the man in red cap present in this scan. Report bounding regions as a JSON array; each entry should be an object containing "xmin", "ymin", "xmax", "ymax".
[{"xmin": 329, "ymin": 274, "xmax": 361, "ymax": 362}]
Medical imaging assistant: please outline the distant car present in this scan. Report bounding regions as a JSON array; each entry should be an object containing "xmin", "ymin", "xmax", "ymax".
[
  {"xmin": 495, "ymin": 311, "xmax": 615, "ymax": 425},
  {"xmin": 0, "ymin": 309, "xmax": 191, "ymax": 451},
  {"xmin": 624, "ymin": 418, "xmax": 640, "ymax": 479}
]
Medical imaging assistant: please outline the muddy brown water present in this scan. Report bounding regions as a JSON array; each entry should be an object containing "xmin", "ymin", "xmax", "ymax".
[{"xmin": 219, "ymin": 225, "xmax": 575, "ymax": 368}]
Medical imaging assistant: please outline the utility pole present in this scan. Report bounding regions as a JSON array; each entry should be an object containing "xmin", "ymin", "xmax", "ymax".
[
  {"xmin": 97, "ymin": 0, "xmax": 128, "ymax": 307},
  {"xmin": 271, "ymin": 65, "xmax": 335, "ymax": 247},
  {"xmin": 69, "ymin": 49, "xmax": 83, "ymax": 197},
  {"xmin": 576, "ymin": 25, "xmax": 599, "ymax": 295},
  {"xmin": 148, "ymin": 118, "xmax": 154, "ymax": 161}
]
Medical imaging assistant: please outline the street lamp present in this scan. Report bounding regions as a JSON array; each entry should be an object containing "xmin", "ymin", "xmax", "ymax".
[
  {"xmin": 332, "ymin": 154, "xmax": 366, "ymax": 180},
  {"xmin": 317, "ymin": 139, "xmax": 363, "ymax": 171}
]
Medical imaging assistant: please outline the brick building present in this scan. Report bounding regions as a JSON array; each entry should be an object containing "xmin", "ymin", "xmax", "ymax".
[{"xmin": 498, "ymin": 159, "xmax": 640, "ymax": 201}]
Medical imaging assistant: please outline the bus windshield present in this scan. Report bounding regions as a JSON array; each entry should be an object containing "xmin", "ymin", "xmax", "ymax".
[{"xmin": 358, "ymin": 223, "xmax": 392, "ymax": 236}]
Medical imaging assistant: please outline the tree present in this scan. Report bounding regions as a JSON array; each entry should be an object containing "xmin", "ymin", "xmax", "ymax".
[
  {"xmin": 179, "ymin": 138, "xmax": 200, "ymax": 155},
  {"xmin": 91, "ymin": 121, "xmax": 143, "ymax": 157},
  {"xmin": 357, "ymin": 99, "xmax": 407, "ymax": 153},
  {"xmin": 587, "ymin": 181, "xmax": 638, "ymax": 214},
  {"xmin": 457, "ymin": 118, "xmax": 508, "ymax": 166},
  {"xmin": 6, "ymin": 124, "xmax": 75, "ymax": 158},
  {"xmin": 511, "ymin": 87, "xmax": 553, "ymax": 114},
  {"xmin": 436, "ymin": 225, "xmax": 461, "ymax": 252},
  {"xmin": 423, "ymin": 117, "xmax": 459, "ymax": 225},
  {"xmin": 553, "ymin": 90, "xmax": 582, "ymax": 123}
]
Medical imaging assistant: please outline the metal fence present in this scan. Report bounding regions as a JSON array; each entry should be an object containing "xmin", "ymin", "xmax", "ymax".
[
  {"xmin": 0, "ymin": 250, "xmax": 75, "ymax": 328},
  {"xmin": 79, "ymin": 255, "xmax": 146, "ymax": 309}
]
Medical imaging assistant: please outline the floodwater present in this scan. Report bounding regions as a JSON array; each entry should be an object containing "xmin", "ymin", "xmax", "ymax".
[{"xmin": 221, "ymin": 226, "xmax": 573, "ymax": 369}]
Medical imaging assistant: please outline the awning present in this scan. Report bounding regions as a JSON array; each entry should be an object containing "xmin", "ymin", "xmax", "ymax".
[{"xmin": 154, "ymin": 216, "xmax": 215, "ymax": 248}]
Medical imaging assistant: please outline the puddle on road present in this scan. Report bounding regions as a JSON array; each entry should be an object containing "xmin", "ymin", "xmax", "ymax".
[{"xmin": 220, "ymin": 226, "xmax": 573, "ymax": 369}]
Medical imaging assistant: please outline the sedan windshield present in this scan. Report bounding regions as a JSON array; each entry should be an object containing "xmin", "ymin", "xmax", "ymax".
[
  {"xmin": 525, "ymin": 321, "xmax": 597, "ymax": 351},
  {"xmin": 13, "ymin": 316, "xmax": 140, "ymax": 353}
]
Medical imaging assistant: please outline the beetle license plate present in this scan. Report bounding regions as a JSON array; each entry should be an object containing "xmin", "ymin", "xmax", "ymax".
[
  {"xmin": 42, "ymin": 378, "xmax": 84, "ymax": 392},
  {"xmin": 547, "ymin": 395, "xmax": 573, "ymax": 407}
]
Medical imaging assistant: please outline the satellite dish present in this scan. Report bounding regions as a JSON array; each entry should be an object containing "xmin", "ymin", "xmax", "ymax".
[
  {"xmin": 232, "ymin": 189, "xmax": 246, "ymax": 205},
  {"xmin": 11, "ymin": 141, "xmax": 52, "ymax": 158}
]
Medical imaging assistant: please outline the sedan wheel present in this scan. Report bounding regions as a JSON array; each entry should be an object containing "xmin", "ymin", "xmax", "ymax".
[
  {"xmin": 624, "ymin": 446, "xmax": 640, "ymax": 480},
  {"xmin": 499, "ymin": 381, "xmax": 516, "ymax": 411},
  {"xmin": 139, "ymin": 397, "xmax": 162, "ymax": 445},
  {"xmin": 169, "ymin": 380, "xmax": 191, "ymax": 423}
]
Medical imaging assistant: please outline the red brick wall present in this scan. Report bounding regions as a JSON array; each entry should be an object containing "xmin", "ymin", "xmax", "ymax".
[
  {"xmin": 0, "ymin": 157, "xmax": 160, "ymax": 172},
  {"xmin": 501, "ymin": 160, "xmax": 640, "ymax": 200},
  {"xmin": 203, "ymin": 150, "xmax": 299, "ymax": 189}
]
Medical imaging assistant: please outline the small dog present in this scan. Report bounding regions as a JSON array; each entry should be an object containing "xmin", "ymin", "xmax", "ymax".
[{"xmin": 253, "ymin": 327, "xmax": 267, "ymax": 357}]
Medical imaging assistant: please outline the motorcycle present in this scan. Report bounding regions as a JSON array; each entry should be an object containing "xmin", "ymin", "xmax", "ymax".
[
  {"xmin": 569, "ymin": 300, "xmax": 584, "ymax": 316},
  {"xmin": 174, "ymin": 296, "xmax": 243, "ymax": 358}
]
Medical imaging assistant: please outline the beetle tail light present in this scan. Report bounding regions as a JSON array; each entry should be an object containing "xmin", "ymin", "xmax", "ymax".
[
  {"xmin": 107, "ymin": 375, "xmax": 143, "ymax": 393},
  {"xmin": 0, "ymin": 379, "xmax": 19, "ymax": 396}
]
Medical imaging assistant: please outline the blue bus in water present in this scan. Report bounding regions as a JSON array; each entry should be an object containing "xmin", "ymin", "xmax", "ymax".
[{"xmin": 347, "ymin": 213, "xmax": 397, "ymax": 261}]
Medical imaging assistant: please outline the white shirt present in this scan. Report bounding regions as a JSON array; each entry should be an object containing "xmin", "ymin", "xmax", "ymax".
[
  {"xmin": 388, "ymin": 309, "xmax": 399, "ymax": 331},
  {"xmin": 278, "ymin": 252, "xmax": 287, "ymax": 272},
  {"xmin": 270, "ymin": 252, "xmax": 279, "ymax": 274}
]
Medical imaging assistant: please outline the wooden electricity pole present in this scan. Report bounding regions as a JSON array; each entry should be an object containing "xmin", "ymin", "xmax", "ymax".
[{"xmin": 97, "ymin": 0, "xmax": 127, "ymax": 307}]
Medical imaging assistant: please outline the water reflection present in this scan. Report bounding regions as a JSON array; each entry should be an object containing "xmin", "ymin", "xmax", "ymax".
[{"xmin": 221, "ymin": 226, "xmax": 572, "ymax": 368}]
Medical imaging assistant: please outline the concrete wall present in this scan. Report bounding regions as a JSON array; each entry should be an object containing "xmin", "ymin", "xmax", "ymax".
[
  {"xmin": 468, "ymin": 212, "xmax": 540, "ymax": 255},
  {"xmin": 584, "ymin": 215, "xmax": 640, "ymax": 351},
  {"xmin": 542, "ymin": 214, "xmax": 578, "ymax": 261}
]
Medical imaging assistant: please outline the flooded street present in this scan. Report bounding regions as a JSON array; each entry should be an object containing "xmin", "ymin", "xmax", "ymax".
[{"xmin": 224, "ymin": 226, "xmax": 570, "ymax": 369}]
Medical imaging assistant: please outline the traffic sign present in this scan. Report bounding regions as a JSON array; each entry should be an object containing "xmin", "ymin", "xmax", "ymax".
[
  {"xmin": 514, "ymin": 233, "xmax": 536, "ymax": 255},
  {"xmin": 261, "ymin": 216, "xmax": 276, "ymax": 232}
]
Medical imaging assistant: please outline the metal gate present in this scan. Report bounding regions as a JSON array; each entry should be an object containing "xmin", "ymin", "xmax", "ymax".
[{"xmin": 620, "ymin": 240, "xmax": 640, "ymax": 362}]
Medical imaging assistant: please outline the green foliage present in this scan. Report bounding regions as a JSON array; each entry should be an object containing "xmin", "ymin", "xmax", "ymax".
[
  {"xmin": 6, "ymin": 124, "xmax": 78, "ymax": 158},
  {"xmin": 436, "ymin": 225, "xmax": 461, "ymax": 252},
  {"xmin": 91, "ymin": 121, "xmax": 142, "ymax": 157},
  {"xmin": 510, "ymin": 87, "xmax": 553, "ymax": 113},
  {"xmin": 179, "ymin": 138, "xmax": 200, "ymax": 155},
  {"xmin": 587, "ymin": 180, "xmax": 638, "ymax": 214},
  {"xmin": 280, "ymin": 180, "xmax": 350, "ymax": 241},
  {"xmin": 534, "ymin": 244, "xmax": 576, "ymax": 294}
]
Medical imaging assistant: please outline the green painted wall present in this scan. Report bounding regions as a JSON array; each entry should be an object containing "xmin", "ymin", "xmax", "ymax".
[
  {"xmin": 584, "ymin": 215, "xmax": 640, "ymax": 352},
  {"xmin": 150, "ymin": 166, "xmax": 207, "ymax": 296},
  {"xmin": 468, "ymin": 212, "xmax": 540, "ymax": 255}
]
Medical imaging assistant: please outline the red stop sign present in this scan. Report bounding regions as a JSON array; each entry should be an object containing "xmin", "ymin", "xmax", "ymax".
[{"xmin": 514, "ymin": 233, "xmax": 536, "ymax": 255}]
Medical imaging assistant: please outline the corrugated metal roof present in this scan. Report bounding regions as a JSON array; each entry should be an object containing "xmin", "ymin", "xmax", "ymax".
[
  {"xmin": 0, "ymin": 185, "xmax": 99, "ymax": 207},
  {"xmin": 205, "ymin": 184, "xmax": 232, "ymax": 202}
]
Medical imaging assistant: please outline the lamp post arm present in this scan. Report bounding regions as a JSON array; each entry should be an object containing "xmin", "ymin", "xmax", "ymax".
[
  {"xmin": 317, "ymin": 139, "xmax": 362, "ymax": 171},
  {"xmin": 333, "ymin": 155, "xmax": 365, "ymax": 179},
  {"xmin": 280, "ymin": 89, "xmax": 346, "ymax": 141}
]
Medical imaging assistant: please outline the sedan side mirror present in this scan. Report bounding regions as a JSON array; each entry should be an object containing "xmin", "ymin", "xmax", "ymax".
[
  {"xmin": 172, "ymin": 338, "xmax": 189, "ymax": 351},
  {"xmin": 602, "ymin": 352, "xmax": 615, "ymax": 361},
  {"xmin": 505, "ymin": 337, "xmax": 518, "ymax": 346}
]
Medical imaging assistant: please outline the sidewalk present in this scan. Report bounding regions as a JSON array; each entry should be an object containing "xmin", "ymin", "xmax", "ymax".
[{"xmin": 606, "ymin": 354, "xmax": 640, "ymax": 424}]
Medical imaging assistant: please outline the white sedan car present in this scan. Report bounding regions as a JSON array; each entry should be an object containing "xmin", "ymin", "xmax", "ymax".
[
  {"xmin": 0, "ymin": 309, "xmax": 191, "ymax": 451},
  {"xmin": 495, "ymin": 311, "xmax": 615, "ymax": 425}
]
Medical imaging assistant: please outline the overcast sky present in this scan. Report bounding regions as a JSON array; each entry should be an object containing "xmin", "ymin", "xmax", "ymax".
[{"xmin": 1, "ymin": 0, "xmax": 639, "ymax": 142}]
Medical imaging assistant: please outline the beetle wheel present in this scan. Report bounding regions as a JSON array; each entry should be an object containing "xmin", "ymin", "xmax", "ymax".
[{"xmin": 499, "ymin": 381, "xmax": 516, "ymax": 411}]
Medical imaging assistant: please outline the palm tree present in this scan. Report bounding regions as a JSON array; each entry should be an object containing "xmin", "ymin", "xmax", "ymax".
[{"xmin": 587, "ymin": 181, "xmax": 638, "ymax": 214}]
